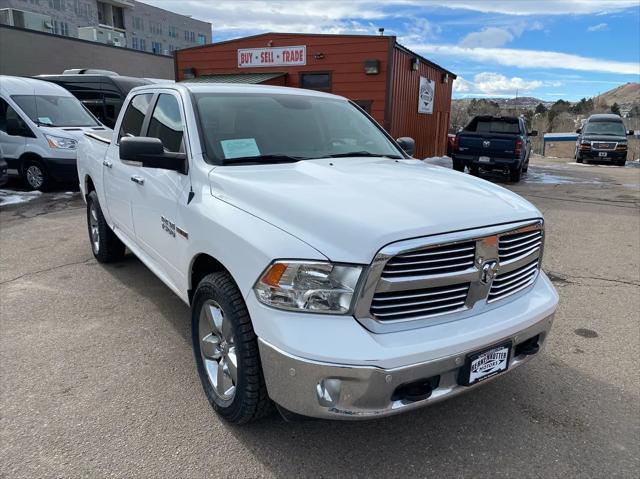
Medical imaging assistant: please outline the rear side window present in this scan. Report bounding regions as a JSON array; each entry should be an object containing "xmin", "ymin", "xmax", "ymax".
[
  {"xmin": 119, "ymin": 93, "xmax": 153, "ymax": 141},
  {"xmin": 146, "ymin": 94, "xmax": 184, "ymax": 153}
]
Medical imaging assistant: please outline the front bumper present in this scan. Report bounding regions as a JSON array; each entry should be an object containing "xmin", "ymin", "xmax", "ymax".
[
  {"xmin": 259, "ymin": 312, "xmax": 554, "ymax": 420},
  {"xmin": 580, "ymin": 150, "xmax": 626, "ymax": 160}
]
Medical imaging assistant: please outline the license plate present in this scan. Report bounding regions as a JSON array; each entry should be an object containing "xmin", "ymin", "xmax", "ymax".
[
  {"xmin": 459, "ymin": 341, "xmax": 511, "ymax": 386},
  {"xmin": 598, "ymin": 152, "xmax": 608, "ymax": 157},
  {"xmin": 479, "ymin": 156, "xmax": 491, "ymax": 163}
]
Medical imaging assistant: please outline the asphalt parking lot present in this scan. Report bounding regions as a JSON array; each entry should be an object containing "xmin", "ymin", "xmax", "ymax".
[{"xmin": 1, "ymin": 156, "xmax": 639, "ymax": 478}]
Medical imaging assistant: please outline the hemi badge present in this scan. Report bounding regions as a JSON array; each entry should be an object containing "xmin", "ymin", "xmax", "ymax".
[{"xmin": 176, "ymin": 226, "xmax": 189, "ymax": 239}]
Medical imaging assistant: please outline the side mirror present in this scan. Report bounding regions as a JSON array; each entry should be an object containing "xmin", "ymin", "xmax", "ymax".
[
  {"xmin": 575, "ymin": 128, "xmax": 582, "ymax": 134},
  {"xmin": 6, "ymin": 117, "xmax": 31, "ymax": 137},
  {"xmin": 529, "ymin": 130, "xmax": 538, "ymax": 137},
  {"xmin": 396, "ymin": 137, "xmax": 415, "ymax": 157},
  {"xmin": 627, "ymin": 130, "xmax": 635, "ymax": 136},
  {"xmin": 119, "ymin": 137, "xmax": 186, "ymax": 173}
]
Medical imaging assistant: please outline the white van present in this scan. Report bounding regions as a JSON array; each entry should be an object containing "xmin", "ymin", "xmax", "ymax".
[{"xmin": 0, "ymin": 76, "xmax": 109, "ymax": 190}]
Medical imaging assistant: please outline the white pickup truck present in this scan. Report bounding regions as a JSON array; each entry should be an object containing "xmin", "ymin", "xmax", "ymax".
[{"xmin": 78, "ymin": 83, "xmax": 558, "ymax": 423}]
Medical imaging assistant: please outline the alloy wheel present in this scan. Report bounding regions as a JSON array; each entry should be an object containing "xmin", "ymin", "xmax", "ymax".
[
  {"xmin": 26, "ymin": 165, "xmax": 44, "ymax": 189},
  {"xmin": 89, "ymin": 201, "xmax": 100, "ymax": 254},
  {"xmin": 199, "ymin": 300, "xmax": 237, "ymax": 401}
]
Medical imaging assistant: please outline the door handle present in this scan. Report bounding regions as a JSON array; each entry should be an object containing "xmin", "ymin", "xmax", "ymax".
[
  {"xmin": 103, "ymin": 160, "xmax": 113, "ymax": 168},
  {"xmin": 130, "ymin": 175, "xmax": 145, "ymax": 185}
]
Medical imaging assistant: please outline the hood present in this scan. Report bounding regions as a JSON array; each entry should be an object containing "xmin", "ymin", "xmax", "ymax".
[
  {"xmin": 581, "ymin": 134, "xmax": 627, "ymax": 142},
  {"xmin": 38, "ymin": 125, "xmax": 111, "ymax": 141},
  {"xmin": 209, "ymin": 158, "xmax": 541, "ymax": 263}
]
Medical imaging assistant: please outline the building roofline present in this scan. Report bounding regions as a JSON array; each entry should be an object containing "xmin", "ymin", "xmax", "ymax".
[
  {"xmin": 175, "ymin": 31, "xmax": 457, "ymax": 78},
  {"xmin": 393, "ymin": 42, "xmax": 457, "ymax": 78}
]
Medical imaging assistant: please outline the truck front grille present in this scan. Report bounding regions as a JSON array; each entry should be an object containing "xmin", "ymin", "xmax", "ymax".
[
  {"xmin": 591, "ymin": 141, "xmax": 616, "ymax": 150},
  {"xmin": 370, "ymin": 283, "xmax": 470, "ymax": 321},
  {"xmin": 488, "ymin": 260, "xmax": 539, "ymax": 302},
  {"xmin": 381, "ymin": 241, "xmax": 475, "ymax": 279},
  {"xmin": 498, "ymin": 229, "xmax": 543, "ymax": 263},
  {"xmin": 357, "ymin": 221, "xmax": 544, "ymax": 332}
]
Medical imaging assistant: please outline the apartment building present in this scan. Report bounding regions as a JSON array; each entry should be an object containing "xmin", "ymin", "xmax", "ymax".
[{"xmin": 0, "ymin": 0, "xmax": 211, "ymax": 54}]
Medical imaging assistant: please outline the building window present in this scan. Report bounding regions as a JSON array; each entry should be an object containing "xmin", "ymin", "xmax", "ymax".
[
  {"xmin": 149, "ymin": 21, "xmax": 162, "ymax": 35},
  {"xmin": 152, "ymin": 41, "xmax": 162, "ymax": 54},
  {"xmin": 184, "ymin": 30, "xmax": 195, "ymax": 42},
  {"xmin": 139, "ymin": 38, "xmax": 146, "ymax": 51},
  {"xmin": 132, "ymin": 16, "xmax": 143, "ymax": 30},
  {"xmin": 168, "ymin": 25, "xmax": 177, "ymax": 38},
  {"xmin": 353, "ymin": 100, "xmax": 373, "ymax": 114},
  {"xmin": 48, "ymin": 0, "xmax": 64, "ymax": 10},
  {"xmin": 300, "ymin": 72, "xmax": 332, "ymax": 92},
  {"xmin": 60, "ymin": 21, "xmax": 69, "ymax": 36},
  {"xmin": 197, "ymin": 33, "xmax": 206, "ymax": 44},
  {"xmin": 131, "ymin": 37, "xmax": 138, "ymax": 50}
]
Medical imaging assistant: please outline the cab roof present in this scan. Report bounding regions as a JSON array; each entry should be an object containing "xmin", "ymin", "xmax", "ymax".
[
  {"xmin": 587, "ymin": 113, "xmax": 623, "ymax": 122},
  {"xmin": 0, "ymin": 75, "xmax": 75, "ymax": 97},
  {"xmin": 129, "ymin": 81, "xmax": 348, "ymax": 101}
]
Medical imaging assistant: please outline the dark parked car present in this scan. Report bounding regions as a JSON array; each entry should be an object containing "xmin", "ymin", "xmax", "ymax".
[
  {"xmin": 36, "ymin": 72, "xmax": 152, "ymax": 129},
  {"xmin": 575, "ymin": 114, "xmax": 633, "ymax": 166},
  {"xmin": 451, "ymin": 115, "xmax": 536, "ymax": 182}
]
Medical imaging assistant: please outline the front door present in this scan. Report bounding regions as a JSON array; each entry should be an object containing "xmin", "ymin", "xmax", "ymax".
[
  {"xmin": 129, "ymin": 92, "xmax": 191, "ymax": 288},
  {"xmin": 0, "ymin": 98, "xmax": 28, "ymax": 169},
  {"xmin": 103, "ymin": 92, "xmax": 154, "ymax": 241}
]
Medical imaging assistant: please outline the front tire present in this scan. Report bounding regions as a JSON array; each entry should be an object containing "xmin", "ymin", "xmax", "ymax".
[
  {"xmin": 23, "ymin": 160, "xmax": 51, "ymax": 191},
  {"xmin": 452, "ymin": 157, "xmax": 465, "ymax": 172},
  {"xmin": 192, "ymin": 272, "xmax": 273, "ymax": 424},
  {"xmin": 575, "ymin": 149, "xmax": 583, "ymax": 163},
  {"xmin": 86, "ymin": 190, "xmax": 126, "ymax": 263}
]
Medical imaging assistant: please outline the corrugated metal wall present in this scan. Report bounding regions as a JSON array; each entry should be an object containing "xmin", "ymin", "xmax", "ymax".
[
  {"xmin": 389, "ymin": 48, "xmax": 453, "ymax": 158},
  {"xmin": 175, "ymin": 33, "xmax": 392, "ymax": 125}
]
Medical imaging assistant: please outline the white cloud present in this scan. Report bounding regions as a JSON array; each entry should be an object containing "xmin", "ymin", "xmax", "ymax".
[
  {"xmin": 587, "ymin": 23, "xmax": 609, "ymax": 32},
  {"xmin": 413, "ymin": 0, "xmax": 638, "ymax": 15},
  {"xmin": 459, "ymin": 27, "xmax": 514, "ymax": 48},
  {"xmin": 454, "ymin": 72, "xmax": 546, "ymax": 95},
  {"xmin": 408, "ymin": 43, "xmax": 640, "ymax": 75}
]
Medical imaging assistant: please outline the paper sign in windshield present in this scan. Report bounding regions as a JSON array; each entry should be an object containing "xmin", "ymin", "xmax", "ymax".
[{"xmin": 221, "ymin": 138, "xmax": 260, "ymax": 159}]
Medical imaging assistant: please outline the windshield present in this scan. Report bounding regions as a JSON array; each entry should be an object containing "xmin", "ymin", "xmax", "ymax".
[
  {"xmin": 193, "ymin": 93, "xmax": 402, "ymax": 163},
  {"xmin": 583, "ymin": 120, "xmax": 626, "ymax": 136},
  {"xmin": 11, "ymin": 95, "xmax": 100, "ymax": 127}
]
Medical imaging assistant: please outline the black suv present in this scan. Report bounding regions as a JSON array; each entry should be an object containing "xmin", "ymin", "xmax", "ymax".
[{"xmin": 575, "ymin": 114, "xmax": 633, "ymax": 166}]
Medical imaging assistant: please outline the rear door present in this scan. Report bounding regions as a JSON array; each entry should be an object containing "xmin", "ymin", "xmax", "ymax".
[
  {"xmin": 129, "ymin": 91, "xmax": 191, "ymax": 287},
  {"xmin": 103, "ymin": 92, "xmax": 154, "ymax": 241}
]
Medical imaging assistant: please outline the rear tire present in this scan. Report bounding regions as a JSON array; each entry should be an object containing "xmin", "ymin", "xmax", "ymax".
[
  {"xmin": 192, "ymin": 272, "xmax": 273, "ymax": 424},
  {"xmin": 23, "ymin": 160, "xmax": 52, "ymax": 191},
  {"xmin": 86, "ymin": 190, "xmax": 126, "ymax": 263},
  {"xmin": 452, "ymin": 158, "xmax": 465, "ymax": 172},
  {"xmin": 509, "ymin": 162, "xmax": 523, "ymax": 182}
]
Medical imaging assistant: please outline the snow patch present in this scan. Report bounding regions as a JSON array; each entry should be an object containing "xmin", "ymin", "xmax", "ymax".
[{"xmin": 0, "ymin": 189, "xmax": 42, "ymax": 206}]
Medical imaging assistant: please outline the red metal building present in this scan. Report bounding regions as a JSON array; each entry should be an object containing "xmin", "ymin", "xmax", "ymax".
[{"xmin": 174, "ymin": 33, "xmax": 456, "ymax": 158}]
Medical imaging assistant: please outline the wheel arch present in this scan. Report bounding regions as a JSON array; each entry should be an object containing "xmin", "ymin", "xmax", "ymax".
[
  {"xmin": 18, "ymin": 152, "xmax": 45, "ymax": 174},
  {"xmin": 188, "ymin": 253, "xmax": 237, "ymax": 305}
]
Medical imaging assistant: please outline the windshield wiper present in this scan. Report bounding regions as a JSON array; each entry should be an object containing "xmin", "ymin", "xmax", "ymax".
[
  {"xmin": 223, "ymin": 154, "xmax": 308, "ymax": 165},
  {"xmin": 320, "ymin": 151, "xmax": 403, "ymax": 159}
]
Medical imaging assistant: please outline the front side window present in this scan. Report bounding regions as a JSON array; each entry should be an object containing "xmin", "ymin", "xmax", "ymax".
[
  {"xmin": 194, "ymin": 93, "xmax": 402, "ymax": 164},
  {"xmin": 118, "ymin": 93, "xmax": 153, "ymax": 140},
  {"xmin": 147, "ymin": 94, "xmax": 184, "ymax": 153},
  {"xmin": 583, "ymin": 120, "xmax": 626, "ymax": 136},
  {"xmin": 0, "ymin": 98, "xmax": 30, "ymax": 135},
  {"xmin": 11, "ymin": 95, "xmax": 99, "ymax": 127}
]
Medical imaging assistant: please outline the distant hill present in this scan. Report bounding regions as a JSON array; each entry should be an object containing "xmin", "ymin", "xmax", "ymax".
[
  {"xmin": 452, "ymin": 96, "xmax": 553, "ymax": 110},
  {"xmin": 596, "ymin": 82, "xmax": 639, "ymax": 107}
]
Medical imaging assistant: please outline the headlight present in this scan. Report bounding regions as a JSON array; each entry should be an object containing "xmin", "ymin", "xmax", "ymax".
[
  {"xmin": 254, "ymin": 261, "xmax": 362, "ymax": 314},
  {"xmin": 46, "ymin": 135, "xmax": 78, "ymax": 150}
]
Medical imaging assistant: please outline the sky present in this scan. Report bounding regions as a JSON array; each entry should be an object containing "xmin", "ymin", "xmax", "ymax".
[{"xmin": 146, "ymin": 0, "xmax": 640, "ymax": 101}]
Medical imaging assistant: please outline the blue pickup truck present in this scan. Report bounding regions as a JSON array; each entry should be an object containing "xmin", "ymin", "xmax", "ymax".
[{"xmin": 451, "ymin": 116, "xmax": 537, "ymax": 182}]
